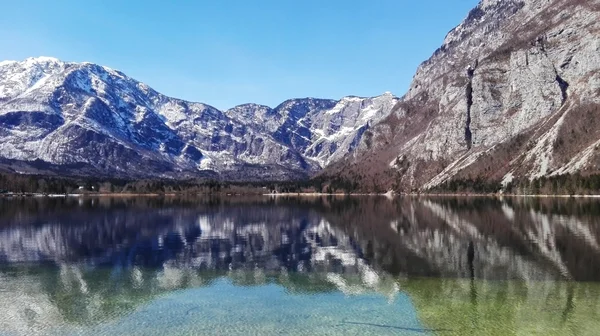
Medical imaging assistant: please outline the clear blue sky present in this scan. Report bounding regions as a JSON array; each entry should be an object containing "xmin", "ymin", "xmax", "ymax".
[{"xmin": 0, "ymin": 0, "xmax": 478, "ymax": 110}]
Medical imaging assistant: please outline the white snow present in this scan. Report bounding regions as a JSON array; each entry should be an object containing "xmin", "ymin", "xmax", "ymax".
[
  {"xmin": 22, "ymin": 74, "xmax": 51, "ymax": 95},
  {"xmin": 360, "ymin": 106, "xmax": 379, "ymax": 122},
  {"xmin": 25, "ymin": 56, "xmax": 61, "ymax": 63},
  {"xmin": 501, "ymin": 172, "xmax": 514, "ymax": 187},
  {"xmin": 199, "ymin": 156, "xmax": 214, "ymax": 170},
  {"xmin": 0, "ymin": 60, "xmax": 17, "ymax": 67},
  {"xmin": 101, "ymin": 65, "xmax": 125, "ymax": 79},
  {"xmin": 325, "ymin": 101, "xmax": 346, "ymax": 115},
  {"xmin": 159, "ymin": 102, "xmax": 188, "ymax": 126}
]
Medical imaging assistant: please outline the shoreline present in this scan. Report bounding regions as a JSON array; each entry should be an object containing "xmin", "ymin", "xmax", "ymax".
[
  {"xmin": 407, "ymin": 193, "xmax": 600, "ymax": 198},
  {"xmin": 2, "ymin": 192, "xmax": 600, "ymax": 198}
]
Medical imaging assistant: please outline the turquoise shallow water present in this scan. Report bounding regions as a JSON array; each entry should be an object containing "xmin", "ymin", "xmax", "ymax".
[
  {"xmin": 1, "ymin": 196, "xmax": 600, "ymax": 335},
  {"xmin": 79, "ymin": 279, "xmax": 426, "ymax": 336},
  {"xmin": 0, "ymin": 267, "xmax": 426, "ymax": 336}
]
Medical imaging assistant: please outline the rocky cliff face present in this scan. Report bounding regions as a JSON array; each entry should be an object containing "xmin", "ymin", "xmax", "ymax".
[
  {"xmin": 0, "ymin": 57, "xmax": 398, "ymax": 180},
  {"xmin": 324, "ymin": 0, "xmax": 600, "ymax": 191}
]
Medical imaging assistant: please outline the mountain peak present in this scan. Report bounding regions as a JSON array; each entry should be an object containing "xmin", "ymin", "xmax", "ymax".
[
  {"xmin": 22, "ymin": 56, "xmax": 64, "ymax": 68},
  {"xmin": 0, "ymin": 56, "xmax": 62, "ymax": 68},
  {"xmin": 228, "ymin": 103, "xmax": 272, "ymax": 110},
  {"xmin": 25, "ymin": 56, "xmax": 62, "ymax": 63}
]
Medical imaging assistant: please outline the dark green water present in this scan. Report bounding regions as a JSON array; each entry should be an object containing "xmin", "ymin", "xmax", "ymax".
[{"xmin": 0, "ymin": 196, "xmax": 599, "ymax": 335}]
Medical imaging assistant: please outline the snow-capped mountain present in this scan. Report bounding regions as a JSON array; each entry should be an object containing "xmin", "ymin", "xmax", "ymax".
[{"xmin": 0, "ymin": 57, "xmax": 399, "ymax": 179}]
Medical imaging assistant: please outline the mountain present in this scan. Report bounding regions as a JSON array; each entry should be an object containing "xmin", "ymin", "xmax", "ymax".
[
  {"xmin": 0, "ymin": 57, "xmax": 399, "ymax": 180},
  {"xmin": 2, "ymin": 0, "xmax": 598, "ymax": 187},
  {"xmin": 321, "ymin": 0, "xmax": 600, "ymax": 192}
]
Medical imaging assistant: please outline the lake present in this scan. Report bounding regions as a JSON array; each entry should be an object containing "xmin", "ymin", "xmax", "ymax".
[{"xmin": 0, "ymin": 195, "xmax": 600, "ymax": 335}]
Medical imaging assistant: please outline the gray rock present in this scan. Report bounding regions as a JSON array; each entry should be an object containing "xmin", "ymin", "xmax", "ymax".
[{"xmin": 332, "ymin": 0, "xmax": 600, "ymax": 191}]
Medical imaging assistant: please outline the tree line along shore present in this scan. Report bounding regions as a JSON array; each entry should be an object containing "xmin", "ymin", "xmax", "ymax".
[{"xmin": 2, "ymin": 171, "xmax": 600, "ymax": 196}]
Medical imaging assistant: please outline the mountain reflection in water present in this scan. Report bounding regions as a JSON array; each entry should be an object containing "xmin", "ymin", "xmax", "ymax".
[{"xmin": 0, "ymin": 196, "xmax": 600, "ymax": 335}]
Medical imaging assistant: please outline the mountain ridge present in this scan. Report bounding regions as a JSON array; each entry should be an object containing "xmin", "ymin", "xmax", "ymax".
[{"xmin": 0, "ymin": 56, "xmax": 399, "ymax": 180}]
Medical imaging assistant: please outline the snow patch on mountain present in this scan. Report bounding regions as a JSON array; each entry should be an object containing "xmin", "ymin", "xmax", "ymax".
[{"xmin": 1, "ymin": 57, "xmax": 398, "ymax": 179}]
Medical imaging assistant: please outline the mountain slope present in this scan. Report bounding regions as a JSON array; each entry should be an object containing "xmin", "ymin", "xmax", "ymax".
[
  {"xmin": 322, "ymin": 0, "xmax": 600, "ymax": 192},
  {"xmin": 0, "ymin": 57, "xmax": 398, "ymax": 180}
]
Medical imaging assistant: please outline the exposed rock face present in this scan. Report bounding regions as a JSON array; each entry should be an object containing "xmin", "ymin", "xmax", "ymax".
[
  {"xmin": 325, "ymin": 0, "xmax": 600, "ymax": 191},
  {"xmin": 0, "ymin": 57, "xmax": 398, "ymax": 180}
]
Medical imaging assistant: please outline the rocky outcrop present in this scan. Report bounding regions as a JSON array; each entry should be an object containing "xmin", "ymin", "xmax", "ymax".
[{"xmin": 324, "ymin": 0, "xmax": 600, "ymax": 191}]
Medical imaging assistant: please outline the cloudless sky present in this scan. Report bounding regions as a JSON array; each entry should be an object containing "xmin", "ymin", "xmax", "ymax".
[{"xmin": 0, "ymin": 0, "xmax": 478, "ymax": 110}]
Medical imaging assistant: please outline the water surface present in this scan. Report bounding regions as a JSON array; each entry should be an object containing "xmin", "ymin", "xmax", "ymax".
[{"xmin": 1, "ymin": 196, "xmax": 600, "ymax": 335}]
